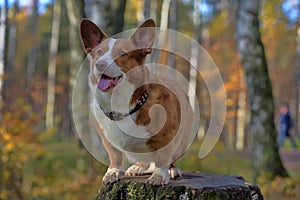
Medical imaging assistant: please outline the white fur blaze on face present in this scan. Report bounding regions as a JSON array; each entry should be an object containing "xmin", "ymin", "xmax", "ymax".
[{"xmin": 93, "ymin": 38, "xmax": 123, "ymax": 78}]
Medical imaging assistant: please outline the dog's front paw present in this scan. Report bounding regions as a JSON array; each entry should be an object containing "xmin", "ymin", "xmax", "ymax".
[
  {"xmin": 102, "ymin": 168, "xmax": 124, "ymax": 184},
  {"xmin": 146, "ymin": 168, "xmax": 170, "ymax": 185},
  {"xmin": 125, "ymin": 162, "xmax": 148, "ymax": 176}
]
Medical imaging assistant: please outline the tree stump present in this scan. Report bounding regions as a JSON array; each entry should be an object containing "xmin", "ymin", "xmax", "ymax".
[{"xmin": 95, "ymin": 172, "xmax": 264, "ymax": 200}]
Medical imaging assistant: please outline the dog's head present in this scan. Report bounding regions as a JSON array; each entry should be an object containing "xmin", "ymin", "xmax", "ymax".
[{"xmin": 80, "ymin": 19, "xmax": 155, "ymax": 92}]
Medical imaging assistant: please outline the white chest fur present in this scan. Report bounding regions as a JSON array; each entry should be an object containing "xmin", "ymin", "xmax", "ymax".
[{"xmin": 89, "ymin": 77, "xmax": 151, "ymax": 161}]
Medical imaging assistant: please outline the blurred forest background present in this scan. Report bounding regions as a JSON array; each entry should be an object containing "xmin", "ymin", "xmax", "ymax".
[{"xmin": 0, "ymin": 0, "xmax": 300, "ymax": 199}]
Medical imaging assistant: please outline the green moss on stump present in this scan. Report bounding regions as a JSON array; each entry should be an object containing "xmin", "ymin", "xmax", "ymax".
[{"xmin": 96, "ymin": 172, "xmax": 263, "ymax": 200}]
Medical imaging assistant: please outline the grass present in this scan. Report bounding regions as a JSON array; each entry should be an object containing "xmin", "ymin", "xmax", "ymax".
[
  {"xmin": 280, "ymin": 136, "xmax": 300, "ymax": 149},
  {"xmin": 23, "ymin": 140, "xmax": 107, "ymax": 200},
  {"xmin": 177, "ymin": 140, "xmax": 253, "ymax": 181},
  {"xmin": 21, "ymin": 137, "xmax": 300, "ymax": 199}
]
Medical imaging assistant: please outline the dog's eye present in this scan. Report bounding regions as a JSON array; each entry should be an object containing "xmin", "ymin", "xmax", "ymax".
[
  {"xmin": 97, "ymin": 50, "xmax": 102, "ymax": 55},
  {"xmin": 119, "ymin": 51, "xmax": 126, "ymax": 57}
]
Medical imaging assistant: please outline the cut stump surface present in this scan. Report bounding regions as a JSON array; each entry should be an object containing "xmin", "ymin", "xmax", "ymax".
[{"xmin": 95, "ymin": 172, "xmax": 263, "ymax": 200}]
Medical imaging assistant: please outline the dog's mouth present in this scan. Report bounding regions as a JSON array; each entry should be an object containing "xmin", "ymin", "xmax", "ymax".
[{"xmin": 97, "ymin": 74, "xmax": 123, "ymax": 91}]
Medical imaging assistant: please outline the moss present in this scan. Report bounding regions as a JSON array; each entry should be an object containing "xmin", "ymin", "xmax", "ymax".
[
  {"xmin": 97, "ymin": 183, "xmax": 255, "ymax": 200},
  {"xmin": 127, "ymin": 182, "xmax": 149, "ymax": 199},
  {"xmin": 98, "ymin": 181, "xmax": 186, "ymax": 200},
  {"xmin": 206, "ymin": 190, "xmax": 219, "ymax": 200},
  {"xmin": 95, "ymin": 173, "xmax": 264, "ymax": 200},
  {"xmin": 124, "ymin": 182, "xmax": 187, "ymax": 200}
]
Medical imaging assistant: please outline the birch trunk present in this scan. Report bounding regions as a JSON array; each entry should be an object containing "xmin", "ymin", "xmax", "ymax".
[
  {"xmin": 46, "ymin": 0, "xmax": 61, "ymax": 129},
  {"xmin": 0, "ymin": 1, "xmax": 8, "ymax": 193},
  {"xmin": 236, "ymin": 0, "xmax": 288, "ymax": 180},
  {"xmin": 64, "ymin": 0, "xmax": 84, "ymax": 137},
  {"xmin": 77, "ymin": 0, "xmax": 112, "ymax": 167},
  {"xmin": 188, "ymin": 0, "xmax": 201, "ymax": 118},
  {"xmin": 26, "ymin": 0, "xmax": 39, "ymax": 82},
  {"xmin": 84, "ymin": 0, "xmax": 111, "ymax": 31},
  {"xmin": 152, "ymin": 0, "xmax": 171, "ymax": 63},
  {"xmin": 6, "ymin": 1, "xmax": 19, "ymax": 90},
  {"xmin": 294, "ymin": 26, "xmax": 300, "ymax": 136},
  {"xmin": 65, "ymin": 0, "xmax": 84, "ymax": 94},
  {"xmin": 168, "ymin": 0, "xmax": 177, "ymax": 76},
  {"xmin": 236, "ymin": 69, "xmax": 247, "ymax": 150},
  {"xmin": 0, "ymin": 0, "xmax": 8, "ymax": 104},
  {"xmin": 150, "ymin": 0, "xmax": 157, "ymax": 22}
]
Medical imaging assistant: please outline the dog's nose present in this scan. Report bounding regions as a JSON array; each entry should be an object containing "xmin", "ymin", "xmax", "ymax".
[{"xmin": 96, "ymin": 60, "xmax": 108, "ymax": 72}]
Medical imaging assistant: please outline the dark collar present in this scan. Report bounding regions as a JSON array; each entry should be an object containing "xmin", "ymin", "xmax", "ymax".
[{"xmin": 98, "ymin": 91, "xmax": 149, "ymax": 121}]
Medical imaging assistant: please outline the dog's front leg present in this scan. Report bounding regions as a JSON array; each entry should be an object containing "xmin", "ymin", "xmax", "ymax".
[
  {"xmin": 94, "ymin": 120, "xmax": 124, "ymax": 184},
  {"xmin": 102, "ymin": 139, "xmax": 124, "ymax": 184}
]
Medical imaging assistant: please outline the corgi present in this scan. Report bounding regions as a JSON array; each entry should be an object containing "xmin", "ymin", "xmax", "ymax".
[{"xmin": 80, "ymin": 18, "xmax": 195, "ymax": 185}]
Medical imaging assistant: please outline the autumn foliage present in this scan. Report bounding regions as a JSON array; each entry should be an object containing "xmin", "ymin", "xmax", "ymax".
[{"xmin": 0, "ymin": 97, "xmax": 43, "ymax": 199}]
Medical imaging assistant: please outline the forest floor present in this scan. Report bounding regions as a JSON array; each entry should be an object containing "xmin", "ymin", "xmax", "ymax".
[
  {"xmin": 232, "ymin": 145, "xmax": 300, "ymax": 178},
  {"xmin": 280, "ymin": 148, "xmax": 300, "ymax": 177},
  {"xmin": 19, "ymin": 138, "xmax": 300, "ymax": 199}
]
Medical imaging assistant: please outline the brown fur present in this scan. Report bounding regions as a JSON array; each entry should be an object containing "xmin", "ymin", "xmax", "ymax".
[{"xmin": 135, "ymin": 84, "xmax": 180, "ymax": 151}]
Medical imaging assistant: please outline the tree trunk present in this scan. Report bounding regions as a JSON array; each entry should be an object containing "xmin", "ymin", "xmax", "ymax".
[
  {"xmin": 0, "ymin": 2, "xmax": 7, "ymax": 194},
  {"xmin": 294, "ymin": 25, "xmax": 300, "ymax": 136},
  {"xmin": 64, "ymin": 0, "xmax": 85, "ymax": 137},
  {"xmin": 84, "ymin": 0, "xmax": 111, "ymax": 32},
  {"xmin": 160, "ymin": 0, "xmax": 171, "ymax": 31},
  {"xmin": 75, "ymin": 0, "xmax": 112, "ymax": 169},
  {"xmin": 150, "ymin": 0, "xmax": 157, "ymax": 22},
  {"xmin": 168, "ymin": 0, "xmax": 177, "ymax": 77},
  {"xmin": 46, "ymin": 0, "xmax": 61, "ymax": 129},
  {"xmin": 151, "ymin": 0, "xmax": 171, "ymax": 64},
  {"xmin": 188, "ymin": 0, "xmax": 201, "ymax": 116},
  {"xmin": 83, "ymin": 0, "xmax": 111, "ymax": 142},
  {"xmin": 6, "ymin": 1, "xmax": 19, "ymax": 90},
  {"xmin": 112, "ymin": 0, "xmax": 127, "ymax": 35},
  {"xmin": 236, "ymin": 68, "xmax": 247, "ymax": 150},
  {"xmin": 144, "ymin": 0, "xmax": 151, "ymax": 19},
  {"xmin": 96, "ymin": 172, "xmax": 264, "ymax": 200},
  {"xmin": 235, "ymin": 0, "xmax": 288, "ymax": 181},
  {"xmin": 0, "ymin": 0, "xmax": 8, "ymax": 105},
  {"xmin": 295, "ymin": 82, "xmax": 300, "ymax": 136},
  {"xmin": 26, "ymin": 0, "xmax": 39, "ymax": 83}
]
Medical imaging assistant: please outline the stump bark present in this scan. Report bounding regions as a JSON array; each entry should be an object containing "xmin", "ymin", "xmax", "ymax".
[{"xmin": 95, "ymin": 172, "xmax": 264, "ymax": 200}]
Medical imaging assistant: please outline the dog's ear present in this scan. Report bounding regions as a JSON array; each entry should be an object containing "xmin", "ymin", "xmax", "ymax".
[
  {"xmin": 130, "ymin": 19, "xmax": 155, "ymax": 56},
  {"xmin": 80, "ymin": 19, "xmax": 107, "ymax": 54}
]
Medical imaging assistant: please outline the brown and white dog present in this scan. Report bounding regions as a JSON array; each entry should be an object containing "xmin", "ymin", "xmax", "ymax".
[{"xmin": 80, "ymin": 19, "xmax": 195, "ymax": 185}]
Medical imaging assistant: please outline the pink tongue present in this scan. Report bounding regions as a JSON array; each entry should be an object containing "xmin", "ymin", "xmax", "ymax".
[{"xmin": 98, "ymin": 77, "xmax": 113, "ymax": 91}]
